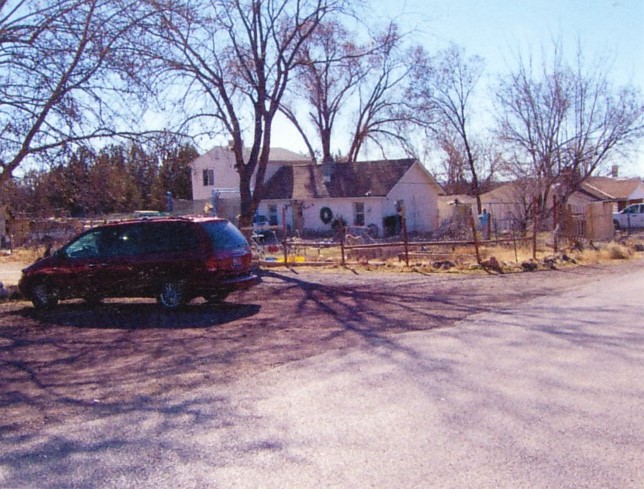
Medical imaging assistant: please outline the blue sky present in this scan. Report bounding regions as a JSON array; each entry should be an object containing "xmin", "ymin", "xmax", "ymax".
[
  {"xmin": 366, "ymin": 0, "xmax": 644, "ymax": 176},
  {"xmin": 272, "ymin": 0, "xmax": 643, "ymax": 175},
  {"xmin": 374, "ymin": 0, "xmax": 643, "ymax": 85}
]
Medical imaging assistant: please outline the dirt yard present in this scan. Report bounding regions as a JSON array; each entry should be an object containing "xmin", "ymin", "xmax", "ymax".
[{"xmin": 1, "ymin": 259, "xmax": 642, "ymax": 437}]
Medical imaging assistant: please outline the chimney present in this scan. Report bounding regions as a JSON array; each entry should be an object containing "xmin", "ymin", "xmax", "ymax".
[
  {"xmin": 611, "ymin": 165, "xmax": 619, "ymax": 178},
  {"xmin": 321, "ymin": 160, "xmax": 336, "ymax": 184}
]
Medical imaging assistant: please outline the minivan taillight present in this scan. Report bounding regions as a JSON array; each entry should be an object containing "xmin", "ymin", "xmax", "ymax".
[{"xmin": 206, "ymin": 252, "xmax": 250, "ymax": 272}]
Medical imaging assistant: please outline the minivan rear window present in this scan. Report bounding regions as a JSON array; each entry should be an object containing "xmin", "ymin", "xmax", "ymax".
[{"xmin": 202, "ymin": 221, "xmax": 249, "ymax": 251}]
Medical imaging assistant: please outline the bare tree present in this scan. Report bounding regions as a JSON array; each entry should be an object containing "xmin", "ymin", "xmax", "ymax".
[
  {"xmin": 495, "ymin": 45, "xmax": 644, "ymax": 216},
  {"xmin": 436, "ymin": 132, "xmax": 469, "ymax": 195},
  {"xmin": 281, "ymin": 20, "xmax": 402, "ymax": 164},
  {"xmin": 346, "ymin": 24, "xmax": 409, "ymax": 163},
  {"xmin": 280, "ymin": 20, "xmax": 364, "ymax": 162},
  {"xmin": 0, "ymin": 0, "xmax": 153, "ymax": 186},
  {"xmin": 406, "ymin": 44, "xmax": 487, "ymax": 212},
  {"xmin": 142, "ymin": 0, "xmax": 344, "ymax": 227}
]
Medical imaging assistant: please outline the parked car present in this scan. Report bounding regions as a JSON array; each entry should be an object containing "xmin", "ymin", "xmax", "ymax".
[
  {"xmin": 19, "ymin": 216, "xmax": 260, "ymax": 310},
  {"xmin": 613, "ymin": 203, "xmax": 644, "ymax": 230}
]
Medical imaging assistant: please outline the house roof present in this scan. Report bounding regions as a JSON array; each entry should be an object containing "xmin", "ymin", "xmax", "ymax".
[
  {"xmin": 583, "ymin": 176, "xmax": 644, "ymax": 200},
  {"xmin": 480, "ymin": 182, "xmax": 525, "ymax": 203},
  {"xmin": 441, "ymin": 177, "xmax": 644, "ymax": 205},
  {"xmin": 193, "ymin": 146, "xmax": 309, "ymax": 166},
  {"xmin": 262, "ymin": 159, "xmax": 424, "ymax": 200},
  {"xmin": 578, "ymin": 182, "xmax": 614, "ymax": 200},
  {"xmin": 262, "ymin": 165, "xmax": 330, "ymax": 199},
  {"xmin": 265, "ymin": 147, "xmax": 311, "ymax": 163}
]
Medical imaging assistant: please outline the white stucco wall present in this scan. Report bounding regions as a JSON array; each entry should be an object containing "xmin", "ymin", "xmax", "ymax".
[
  {"xmin": 386, "ymin": 163, "xmax": 440, "ymax": 233},
  {"xmin": 190, "ymin": 147, "xmax": 299, "ymax": 201},
  {"xmin": 190, "ymin": 147, "xmax": 239, "ymax": 201},
  {"xmin": 257, "ymin": 198, "xmax": 388, "ymax": 235}
]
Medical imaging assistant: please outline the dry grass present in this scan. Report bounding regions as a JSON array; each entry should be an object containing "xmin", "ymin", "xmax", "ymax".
[
  {"xmin": 5, "ymin": 234, "xmax": 642, "ymax": 274},
  {"xmin": 572, "ymin": 242, "xmax": 633, "ymax": 264},
  {"xmin": 306, "ymin": 237, "xmax": 642, "ymax": 273},
  {"xmin": 0, "ymin": 247, "xmax": 44, "ymax": 264}
]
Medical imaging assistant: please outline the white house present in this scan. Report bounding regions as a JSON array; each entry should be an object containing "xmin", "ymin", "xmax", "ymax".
[
  {"xmin": 189, "ymin": 147, "xmax": 444, "ymax": 236},
  {"xmin": 189, "ymin": 146, "xmax": 310, "ymax": 216},
  {"xmin": 258, "ymin": 159, "xmax": 444, "ymax": 237}
]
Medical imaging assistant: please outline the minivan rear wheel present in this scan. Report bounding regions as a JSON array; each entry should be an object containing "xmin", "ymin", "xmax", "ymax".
[
  {"xmin": 158, "ymin": 281, "xmax": 187, "ymax": 310},
  {"xmin": 31, "ymin": 281, "xmax": 59, "ymax": 309}
]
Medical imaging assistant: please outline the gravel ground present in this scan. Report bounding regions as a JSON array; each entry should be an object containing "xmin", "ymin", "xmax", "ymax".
[{"xmin": 0, "ymin": 258, "xmax": 642, "ymax": 437}]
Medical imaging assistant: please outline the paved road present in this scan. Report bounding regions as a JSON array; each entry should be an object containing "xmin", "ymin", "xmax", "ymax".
[{"xmin": 1, "ymin": 265, "xmax": 643, "ymax": 488}]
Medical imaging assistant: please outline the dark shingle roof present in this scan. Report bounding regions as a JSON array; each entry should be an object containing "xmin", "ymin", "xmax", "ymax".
[
  {"xmin": 262, "ymin": 165, "xmax": 329, "ymax": 200},
  {"xmin": 262, "ymin": 159, "xmax": 419, "ymax": 200}
]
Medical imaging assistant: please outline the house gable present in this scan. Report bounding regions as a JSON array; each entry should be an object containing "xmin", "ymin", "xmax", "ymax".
[
  {"xmin": 388, "ymin": 161, "xmax": 445, "ymax": 198},
  {"xmin": 189, "ymin": 146, "xmax": 309, "ymax": 201}
]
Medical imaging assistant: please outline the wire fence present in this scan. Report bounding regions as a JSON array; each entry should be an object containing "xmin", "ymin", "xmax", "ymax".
[
  {"xmin": 243, "ymin": 215, "xmax": 537, "ymax": 268},
  {"xmin": 2, "ymin": 200, "xmax": 617, "ymax": 268}
]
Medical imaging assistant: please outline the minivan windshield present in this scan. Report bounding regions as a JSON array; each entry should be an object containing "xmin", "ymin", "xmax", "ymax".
[{"xmin": 203, "ymin": 221, "xmax": 249, "ymax": 251}]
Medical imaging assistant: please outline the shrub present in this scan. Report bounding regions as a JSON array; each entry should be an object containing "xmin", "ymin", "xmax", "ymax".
[{"xmin": 604, "ymin": 243, "xmax": 632, "ymax": 260}]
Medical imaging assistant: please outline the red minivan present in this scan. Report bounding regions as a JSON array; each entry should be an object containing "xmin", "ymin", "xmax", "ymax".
[{"xmin": 19, "ymin": 217, "xmax": 260, "ymax": 310}]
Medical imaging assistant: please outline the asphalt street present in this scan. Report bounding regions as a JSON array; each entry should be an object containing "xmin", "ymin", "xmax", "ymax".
[{"xmin": 1, "ymin": 264, "xmax": 643, "ymax": 488}]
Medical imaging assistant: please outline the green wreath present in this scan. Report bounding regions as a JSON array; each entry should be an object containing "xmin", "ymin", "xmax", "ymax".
[{"xmin": 320, "ymin": 206, "xmax": 333, "ymax": 224}]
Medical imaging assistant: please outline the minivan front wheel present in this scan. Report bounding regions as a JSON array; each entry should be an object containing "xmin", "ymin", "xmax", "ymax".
[
  {"xmin": 158, "ymin": 281, "xmax": 187, "ymax": 310},
  {"xmin": 31, "ymin": 281, "xmax": 59, "ymax": 309}
]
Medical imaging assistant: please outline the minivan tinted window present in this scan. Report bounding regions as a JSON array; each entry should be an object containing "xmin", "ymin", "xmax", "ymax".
[
  {"xmin": 202, "ymin": 221, "xmax": 249, "ymax": 251},
  {"xmin": 139, "ymin": 222, "xmax": 198, "ymax": 254}
]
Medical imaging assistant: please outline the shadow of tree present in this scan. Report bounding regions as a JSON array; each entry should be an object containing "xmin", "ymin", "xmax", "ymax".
[
  {"xmin": 1, "ymin": 264, "xmax": 626, "ymax": 438},
  {"xmin": 0, "ymin": 262, "xmax": 642, "ymax": 487},
  {"xmin": 0, "ymin": 269, "xmax": 507, "ymax": 440}
]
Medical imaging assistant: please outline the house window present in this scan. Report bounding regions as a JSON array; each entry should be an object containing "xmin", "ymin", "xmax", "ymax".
[
  {"xmin": 354, "ymin": 202, "xmax": 365, "ymax": 226},
  {"xmin": 202, "ymin": 169, "xmax": 214, "ymax": 186},
  {"xmin": 268, "ymin": 204, "xmax": 278, "ymax": 225}
]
